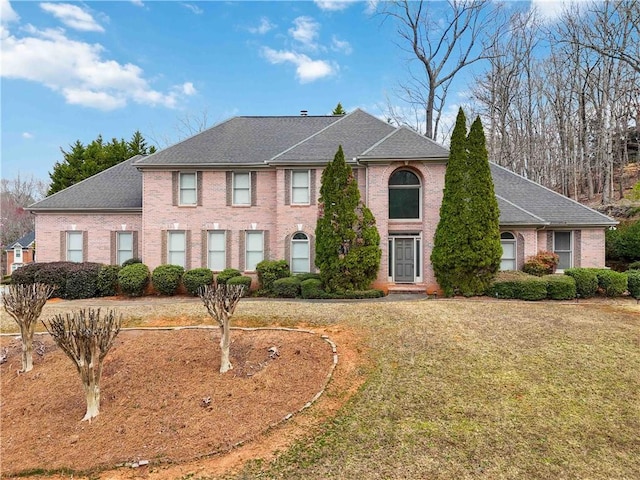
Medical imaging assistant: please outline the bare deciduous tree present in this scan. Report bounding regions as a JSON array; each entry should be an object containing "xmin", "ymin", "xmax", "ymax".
[
  {"xmin": 1, "ymin": 174, "xmax": 48, "ymax": 249},
  {"xmin": 2, "ymin": 283, "xmax": 55, "ymax": 372},
  {"xmin": 43, "ymin": 308, "xmax": 121, "ymax": 421},
  {"xmin": 199, "ymin": 283, "xmax": 245, "ymax": 373}
]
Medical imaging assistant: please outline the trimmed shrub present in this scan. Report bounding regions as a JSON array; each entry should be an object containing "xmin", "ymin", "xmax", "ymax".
[
  {"xmin": 10, "ymin": 262, "xmax": 42, "ymax": 284},
  {"xmin": 216, "ymin": 268, "xmax": 242, "ymax": 284},
  {"xmin": 628, "ymin": 261, "xmax": 640, "ymax": 271},
  {"xmin": 301, "ymin": 278, "xmax": 324, "ymax": 299},
  {"xmin": 523, "ymin": 251, "xmax": 559, "ymax": 276},
  {"xmin": 295, "ymin": 272, "xmax": 321, "ymax": 282},
  {"xmin": 564, "ymin": 268, "xmax": 599, "ymax": 298},
  {"xmin": 486, "ymin": 271, "xmax": 547, "ymax": 301},
  {"xmin": 339, "ymin": 289, "xmax": 385, "ymax": 299},
  {"xmin": 152, "ymin": 264, "xmax": 185, "ymax": 296},
  {"xmin": 595, "ymin": 269, "xmax": 628, "ymax": 297},
  {"xmin": 65, "ymin": 263, "xmax": 102, "ymax": 300},
  {"xmin": 122, "ymin": 257, "xmax": 143, "ymax": 267},
  {"xmin": 544, "ymin": 275, "xmax": 576, "ymax": 300},
  {"xmin": 182, "ymin": 268, "xmax": 213, "ymax": 296},
  {"xmin": 118, "ymin": 263, "xmax": 150, "ymax": 297},
  {"xmin": 34, "ymin": 262, "xmax": 74, "ymax": 298},
  {"xmin": 607, "ymin": 220, "xmax": 640, "ymax": 263},
  {"xmin": 627, "ymin": 270, "xmax": 640, "ymax": 300},
  {"xmin": 256, "ymin": 260, "xmax": 290, "ymax": 294},
  {"xmin": 272, "ymin": 276, "xmax": 301, "ymax": 298},
  {"xmin": 97, "ymin": 265, "xmax": 121, "ymax": 297},
  {"xmin": 227, "ymin": 275, "xmax": 252, "ymax": 296}
]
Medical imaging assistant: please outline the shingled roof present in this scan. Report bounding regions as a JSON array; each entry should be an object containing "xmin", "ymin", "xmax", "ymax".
[{"xmin": 29, "ymin": 112, "xmax": 615, "ymax": 228}]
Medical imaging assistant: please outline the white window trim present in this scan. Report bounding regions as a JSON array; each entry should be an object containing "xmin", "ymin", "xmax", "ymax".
[
  {"xmin": 116, "ymin": 231, "xmax": 134, "ymax": 265},
  {"xmin": 167, "ymin": 230, "xmax": 187, "ymax": 268},
  {"xmin": 179, "ymin": 172, "xmax": 197, "ymax": 206},
  {"xmin": 290, "ymin": 232, "xmax": 310, "ymax": 273},
  {"xmin": 207, "ymin": 230, "xmax": 226, "ymax": 271},
  {"xmin": 388, "ymin": 170, "xmax": 422, "ymax": 221},
  {"xmin": 245, "ymin": 231, "xmax": 264, "ymax": 272},
  {"xmin": 13, "ymin": 246, "xmax": 22, "ymax": 261},
  {"xmin": 387, "ymin": 234, "xmax": 423, "ymax": 283},
  {"xmin": 553, "ymin": 231, "xmax": 573, "ymax": 271},
  {"xmin": 291, "ymin": 170, "xmax": 311, "ymax": 205},
  {"xmin": 500, "ymin": 232, "xmax": 517, "ymax": 271},
  {"xmin": 232, "ymin": 172, "xmax": 251, "ymax": 206},
  {"xmin": 67, "ymin": 231, "xmax": 83, "ymax": 262}
]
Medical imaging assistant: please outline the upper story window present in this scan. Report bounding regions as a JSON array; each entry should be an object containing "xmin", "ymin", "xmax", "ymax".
[
  {"xmin": 291, "ymin": 232, "xmax": 310, "ymax": 273},
  {"xmin": 167, "ymin": 230, "xmax": 186, "ymax": 267},
  {"xmin": 14, "ymin": 246, "xmax": 22, "ymax": 261},
  {"xmin": 500, "ymin": 232, "xmax": 516, "ymax": 271},
  {"xmin": 179, "ymin": 172, "xmax": 197, "ymax": 205},
  {"xmin": 389, "ymin": 169, "xmax": 421, "ymax": 219},
  {"xmin": 117, "ymin": 232, "xmax": 134, "ymax": 265},
  {"xmin": 554, "ymin": 231, "xmax": 572, "ymax": 270},
  {"xmin": 233, "ymin": 172, "xmax": 251, "ymax": 206},
  {"xmin": 67, "ymin": 231, "xmax": 83, "ymax": 262},
  {"xmin": 291, "ymin": 170, "xmax": 310, "ymax": 205}
]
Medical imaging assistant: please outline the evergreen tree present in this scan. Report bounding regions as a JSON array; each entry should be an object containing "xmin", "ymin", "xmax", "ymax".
[
  {"xmin": 332, "ymin": 102, "xmax": 347, "ymax": 115},
  {"xmin": 48, "ymin": 131, "xmax": 156, "ymax": 195},
  {"xmin": 315, "ymin": 145, "xmax": 381, "ymax": 292},
  {"xmin": 431, "ymin": 109, "xmax": 501, "ymax": 296}
]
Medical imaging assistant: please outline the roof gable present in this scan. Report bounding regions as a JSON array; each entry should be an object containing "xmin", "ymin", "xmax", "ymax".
[
  {"xmin": 6, "ymin": 231, "xmax": 35, "ymax": 250},
  {"xmin": 360, "ymin": 127, "xmax": 449, "ymax": 159}
]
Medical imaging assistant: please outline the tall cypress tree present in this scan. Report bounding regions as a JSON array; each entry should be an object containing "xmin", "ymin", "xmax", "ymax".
[
  {"xmin": 315, "ymin": 145, "xmax": 381, "ymax": 292},
  {"xmin": 431, "ymin": 109, "xmax": 500, "ymax": 296}
]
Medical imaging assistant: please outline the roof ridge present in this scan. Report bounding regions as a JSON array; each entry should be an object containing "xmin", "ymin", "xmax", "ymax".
[
  {"xmin": 490, "ymin": 162, "xmax": 616, "ymax": 223},
  {"xmin": 360, "ymin": 127, "xmax": 401, "ymax": 156}
]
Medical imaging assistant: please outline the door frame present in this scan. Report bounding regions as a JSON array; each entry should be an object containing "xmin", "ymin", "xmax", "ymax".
[{"xmin": 388, "ymin": 233, "xmax": 422, "ymax": 284}]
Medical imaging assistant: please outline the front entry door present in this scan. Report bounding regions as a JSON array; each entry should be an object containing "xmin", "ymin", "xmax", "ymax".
[{"xmin": 394, "ymin": 238, "xmax": 415, "ymax": 283}]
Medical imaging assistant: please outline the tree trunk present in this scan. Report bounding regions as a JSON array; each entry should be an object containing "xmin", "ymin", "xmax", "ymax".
[
  {"xmin": 19, "ymin": 324, "xmax": 34, "ymax": 373},
  {"xmin": 82, "ymin": 379, "xmax": 101, "ymax": 422},
  {"xmin": 219, "ymin": 319, "xmax": 232, "ymax": 374}
]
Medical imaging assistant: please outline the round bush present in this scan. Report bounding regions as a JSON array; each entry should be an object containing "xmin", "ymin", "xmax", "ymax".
[
  {"xmin": 34, "ymin": 262, "xmax": 75, "ymax": 298},
  {"xmin": 295, "ymin": 272, "xmax": 321, "ymax": 282},
  {"xmin": 216, "ymin": 268, "xmax": 242, "ymax": 284},
  {"xmin": 227, "ymin": 275, "xmax": 252, "ymax": 296},
  {"xmin": 65, "ymin": 263, "xmax": 102, "ymax": 300},
  {"xmin": 595, "ymin": 269, "xmax": 628, "ymax": 297},
  {"xmin": 564, "ymin": 268, "xmax": 598, "ymax": 298},
  {"xmin": 10, "ymin": 262, "xmax": 42, "ymax": 285},
  {"xmin": 256, "ymin": 260, "xmax": 290, "ymax": 294},
  {"xmin": 152, "ymin": 264, "xmax": 185, "ymax": 296},
  {"xmin": 627, "ymin": 270, "xmax": 640, "ymax": 300},
  {"xmin": 272, "ymin": 276, "xmax": 301, "ymax": 298},
  {"xmin": 182, "ymin": 268, "xmax": 213, "ymax": 296},
  {"xmin": 122, "ymin": 257, "xmax": 143, "ymax": 267},
  {"xmin": 97, "ymin": 264, "xmax": 121, "ymax": 297},
  {"xmin": 544, "ymin": 275, "xmax": 576, "ymax": 300},
  {"xmin": 118, "ymin": 263, "xmax": 150, "ymax": 297},
  {"xmin": 301, "ymin": 278, "xmax": 325, "ymax": 299}
]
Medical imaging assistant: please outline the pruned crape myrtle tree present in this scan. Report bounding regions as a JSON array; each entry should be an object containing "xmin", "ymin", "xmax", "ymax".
[
  {"xmin": 2, "ymin": 283, "xmax": 55, "ymax": 372},
  {"xmin": 44, "ymin": 308, "xmax": 121, "ymax": 421},
  {"xmin": 199, "ymin": 283, "xmax": 245, "ymax": 373}
]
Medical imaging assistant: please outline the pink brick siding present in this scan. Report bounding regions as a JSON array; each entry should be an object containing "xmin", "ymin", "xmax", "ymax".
[{"xmin": 578, "ymin": 228, "xmax": 606, "ymax": 267}]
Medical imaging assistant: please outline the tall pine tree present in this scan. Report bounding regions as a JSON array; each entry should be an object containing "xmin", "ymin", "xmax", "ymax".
[
  {"xmin": 431, "ymin": 109, "xmax": 501, "ymax": 296},
  {"xmin": 315, "ymin": 145, "xmax": 381, "ymax": 292}
]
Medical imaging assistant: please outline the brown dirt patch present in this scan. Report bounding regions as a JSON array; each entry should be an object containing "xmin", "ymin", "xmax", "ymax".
[{"xmin": 1, "ymin": 327, "xmax": 347, "ymax": 477}]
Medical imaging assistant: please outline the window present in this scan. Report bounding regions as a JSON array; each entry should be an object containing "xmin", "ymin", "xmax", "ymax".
[
  {"xmin": 67, "ymin": 231, "xmax": 83, "ymax": 262},
  {"xmin": 291, "ymin": 170, "xmax": 310, "ymax": 205},
  {"xmin": 233, "ymin": 172, "xmax": 251, "ymax": 205},
  {"xmin": 167, "ymin": 231, "xmax": 186, "ymax": 267},
  {"xmin": 179, "ymin": 172, "xmax": 197, "ymax": 205},
  {"xmin": 245, "ymin": 231, "xmax": 264, "ymax": 271},
  {"xmin": 291, "ymin": 232, "xmax": 310, "ymax": 273},
  {"xmin": 14, "ymin": 247, "xmax": 22, "ymax": 261},
  {"xmin": 117, "ymin": 232, "xmax": 134, "ymax": 265},
  {"xmin": 389, "ymin": 169, "xmax": 421, "ymax": 219},
  {"xmin": 208, "ymin": 231, "xmax": 226, "ymax": 271},
  {"xmin": 500, "ymin": 232, "xmax": 517, "ymax": 270},
  {"xmin": 554, "ymin": 231, "xmax": 572, "ymax": 270}
]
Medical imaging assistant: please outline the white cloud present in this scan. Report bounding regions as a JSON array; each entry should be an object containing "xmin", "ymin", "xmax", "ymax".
[
  {"xmin": 40, "ymin": 3, "xmax": 104, "ymax": 33},
  {"xmin": 131, "ymin": 0, "xmax": 144, "ymax": 6},
  {"xmin": 1, "ymin": 24, "xmax": 194, "ymax": 110},
  {"xmin": 529, "ymin": 0, "xmax": 585, "ymax": 22},
  {"xmin": 182, "ymin": 3, "xmax": 203, "ymax": 15},
  {"xmin": 249, "ymin": 17, "xmax": 275, "ymax": 35},
  {"xmin": 314, "ymin": 1, "xmax": 353, "ymax": 11},
  {"xmin": 261, "ymin": 47, "xmax": 335, "ymax": 83},
  {"xmin": 289, "ymin": 16, "xmax": 320, "ymax": 49},
  {"xmin": 331, "ymin": 36, "xmax": 352, "ymax": 54},
  {"xmin": 1, "ymin": 0, "xmax": 19, "ymax": 24},
  {"xmin": 22, "ymin": 132, "xmax": 34, "ymax": 140}
]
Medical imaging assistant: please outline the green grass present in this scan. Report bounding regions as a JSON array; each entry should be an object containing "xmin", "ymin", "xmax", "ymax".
[{"xmin": 225, "ymin": 300, "xmax": 640, "ymax": 479}]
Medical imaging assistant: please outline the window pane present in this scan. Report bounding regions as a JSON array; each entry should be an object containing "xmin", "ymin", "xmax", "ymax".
[
  {"xmin": 500, "ymin": 259, "xmax": 516, "ymax": 271},
  {"xmin": 246, "ymin": 231, "xmax": 263, "ymax": 250},
  {"xmin": 501, "ymin": 243, "xmax": 515, "ymax": 258},
  {"xmin": 557, "ymin": 252, "xmax": 571, "ymax": 270},
  {"xmin": 180, "ymin": 173, "xmax": 196, "ymax": 188},
  {"xmin": 118, "ymin": 232, "xmax": 133, "ymax": 250},
  {"xmin": 501, "ymin": 232, "xmax": 515, "ymax": 240},
  {"xmin": 180, "ymin": 189, "xmax": 197, "ymax": 205},
  {"xmin": 389, "ymin": 189, "xmax": 420, "ymax": 219},
  {"xmin": 169, "ymin": 232, "xmax": 185, "ymax": 249},
  {"xmin": 292, "ymin": 187, "xmax": 309, "ymax": 204},
  {"xmin": 292, "ymin": 171, "xmax": 309, "ymax": 187},
  {"xmin": 68, "ymin": 232, "xmax": 83, "ymax": 249},
  {"xmin": 168, "ymin": 251, "xmax": 186, "ymax": 267},
  {"xmin": 245, "ymin": 232, "xmax": 263, "ymax": 271},
  {"xmin": 554, "ymin": 232, "xmax": 571, "ymax": 251},
  {"xmin": 234, "ymin": 173, "xmax": 250, "ymax": 188},
  {"xmin": 208, "ymin": 231, "xmax": 226, "ymax": 271},
  {"xmin": 389, "ymin": 170, "xmax": 419, "ymax": 185}
]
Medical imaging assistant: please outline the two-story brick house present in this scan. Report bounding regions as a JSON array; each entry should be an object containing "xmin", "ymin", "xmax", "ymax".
[{"xmin": 29, "ymin": 109, "xmax": 616, "ymax": 292}]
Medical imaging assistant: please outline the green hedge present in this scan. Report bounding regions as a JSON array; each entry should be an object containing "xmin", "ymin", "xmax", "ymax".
[
  {"xmin": 301, "ymin": 278, "xmax": 324, "ymax": 299},
  {"xmin": 10, "ymin": 262, "xmax": 41, "ymax": 284},
  {"xmin": 295, "ymin": 272, "xmax": 321, "ymax": 282},
  {"xmin": 118, "ymin": 263, "xmax": 150, "ymax": 297},
  {"xmin": 122, "ymin": 257, "xmax": 143, "ymax": 266},
  {"xmin": 216, "ymin": 268, "xmax": 242, "ymax": 284},
  {"xmin": 628, "ymin": 261, "xmax": 640, "ymax": 271},
  {"xmin": 227, "ymin": 275, "xmax": 252, "ymax": 295},
  {"xmin": 544, "ymin": 275, "xmax": 576, "ymax": 300},
  {"xmin": 627, "ymin": 270, "xmax": 640, "ymax": 300},
  {"xmin": 594, "ymin": 269, "xmax": 628, "ymax": 297},
  {"xmin": 486, "ymin": 271, "xmax": 547, "ymax": 301},
  {"xmin": 152, "ymin": 264, "xmax": 185, "ymax": 296},
  {"xmin": 65, "ymin": 263, "xmax": 102, "ymax": 300},
  {"xmin": 256, "ymin": 260, "xmax": 290, "ymax": 294},
  {"xmin": 564, "ymin": 268, "xmax": 599, "ymax": 298},
  {"xmin": 272, "ymin": 276, "xmax": 301, "ymax": 298},
  {"xmin": 183, "ymin": 268, "xmax": 213, "ymax": 296},
  {"xmin": 33, "ymin": 262, "xmax": 73, "ymax": 298},
  {"xmin": 97, "ymin": 265, "xmax": 121, "ymax": 297}
]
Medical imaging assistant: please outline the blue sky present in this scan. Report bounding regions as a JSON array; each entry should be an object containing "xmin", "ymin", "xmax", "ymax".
[{"xmin": 1, "ymin": 0, "xmax": 568, "ymax": 183}]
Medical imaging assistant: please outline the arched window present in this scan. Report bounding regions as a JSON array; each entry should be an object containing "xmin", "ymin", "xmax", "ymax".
[
  {"xmin": 389, "ymin": 169, "xmax": 421, "ymax": 219},
  {"xmin": 500, "ymin": 232, "xmax": 516, "ymax": 270},
  {"xmin": 291, "ymin": 232, "xmax": 310, "ymax": 273}
]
